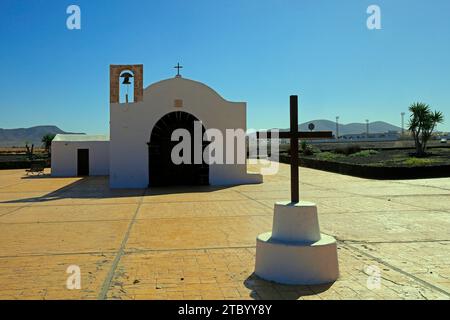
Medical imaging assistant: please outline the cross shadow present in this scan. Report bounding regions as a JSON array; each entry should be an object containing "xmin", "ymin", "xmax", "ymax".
[
  {"xmin": 243, "ymin": 273, "xmax": 335, "ymax": 300},
  {"xmin": 1, "ymin": 174, "xmax": 236, "ymax": 205}
]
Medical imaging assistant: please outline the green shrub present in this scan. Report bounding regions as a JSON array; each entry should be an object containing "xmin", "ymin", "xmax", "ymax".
[
  {"xmin": 303, "ymin": 145, "xmax": 314, "ymax": 156},
  {"xmin": 349, "ymin": 150, "xmax": 379, "ymax": 157},
  {"xmin": 300, "ymin": 141, "xmax": 307, "ymax": 151},
  {"xmin": 403, "ymin": 157, "xmax": 437, "ymax": 166},
  {"xmin": 300, "ymin": 142, "xmax": 320, "ymax": 156},
  {"xmin": 315, "ymin": 152, "xmax": 344, "ymax": 161}
]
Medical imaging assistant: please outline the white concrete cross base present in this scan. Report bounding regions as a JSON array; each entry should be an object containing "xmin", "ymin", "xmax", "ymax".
[{"xmin": 255, "ymin": 201, "xmax": 339, "ymax": 285}]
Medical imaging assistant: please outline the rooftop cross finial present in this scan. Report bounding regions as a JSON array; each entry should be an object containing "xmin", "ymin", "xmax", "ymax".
[{"xmin": 174, "ymin": 63, "xmax": 183, "ymax": 77}]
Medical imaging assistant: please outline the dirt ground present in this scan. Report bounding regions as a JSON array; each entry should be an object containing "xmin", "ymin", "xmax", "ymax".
[{"xmin": 304, "ymin": 148, "xmax": 450, "ymax": 167}]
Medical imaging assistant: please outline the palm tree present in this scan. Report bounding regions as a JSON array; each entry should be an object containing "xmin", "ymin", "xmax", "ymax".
[
  {"xmin": 42, "ymin": 134, "xmax": 56, "ymax": 156},
  {"xmin": 408, "ymin": 103, "xmax": 444, "ymax": 156}
]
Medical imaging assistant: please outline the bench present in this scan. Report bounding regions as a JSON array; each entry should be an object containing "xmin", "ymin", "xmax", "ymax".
[{"xmin": 26, "ymin": 162, "xmax": 46, "ymax": 175}]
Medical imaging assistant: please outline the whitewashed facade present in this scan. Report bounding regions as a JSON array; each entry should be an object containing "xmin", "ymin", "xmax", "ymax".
[{"xmin": 51, "ymin": 70, "xmax": 262, "ymax": 188}]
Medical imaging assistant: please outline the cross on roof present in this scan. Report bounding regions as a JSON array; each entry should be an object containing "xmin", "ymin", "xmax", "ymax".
[
  {"xmin": 174, "ymin": 63, "xmax": 183, "ymax": 77},
  {"xmin": 255, "ymin": 96, "xmax": 333, "ymax": 203}
]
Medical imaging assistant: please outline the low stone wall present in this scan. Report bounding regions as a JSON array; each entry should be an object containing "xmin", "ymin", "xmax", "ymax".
[
  {"xmin": 279, "ymin": 155, "xmax": 450, "ymax": 179},
  {"xmin": 0, "ymin": 160, "xmax": 50, "ymax": 170}
]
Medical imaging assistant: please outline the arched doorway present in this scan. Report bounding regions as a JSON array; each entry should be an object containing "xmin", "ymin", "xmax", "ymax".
[{"xmin": 148, "ymin": 111, "xmax": 209, "ymax": 187}]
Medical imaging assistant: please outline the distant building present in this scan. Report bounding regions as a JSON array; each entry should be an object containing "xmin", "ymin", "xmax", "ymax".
[
  {"xmin": 341, "ymin": 130, "xmax": 400, "ymax": 141},
  {"xmin": 435, "ymin": 132, "xmax": 450, "ymax": 140}
]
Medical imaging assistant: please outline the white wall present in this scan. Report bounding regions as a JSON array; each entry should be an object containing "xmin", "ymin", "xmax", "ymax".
[
  {"xmin": 51, "ymin": 141, "xmax": 109, "ymax": 177},
  {"xmin": 109, "ymin": 77, "xmax": 262, "ymax": 188}
]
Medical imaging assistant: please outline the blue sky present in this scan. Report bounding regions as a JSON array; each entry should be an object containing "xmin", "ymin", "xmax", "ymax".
[{"xmin": 0, "ymin": 0, "xmax": 449, "ymax": 133}]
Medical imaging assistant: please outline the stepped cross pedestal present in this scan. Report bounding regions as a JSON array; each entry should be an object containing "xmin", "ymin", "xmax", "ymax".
[{"xmin": 254, "ymin": 95, "xmax": 340, "ymax": 285}]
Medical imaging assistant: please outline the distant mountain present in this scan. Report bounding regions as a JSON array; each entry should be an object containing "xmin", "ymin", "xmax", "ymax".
[
  {"xmin": 0, "ymin": 126, "xmax": 83, "ymax": 147},
  {"xmin": 281, "ymin": 120, "xmax": 402, "ymax": 136}
]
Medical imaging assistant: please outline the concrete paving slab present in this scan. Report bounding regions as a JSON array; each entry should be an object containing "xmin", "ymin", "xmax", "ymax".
[
  {"xmin": 0, "ymin": 253, "xmax": 114, "ymax": 299},
  {"xmin": 0, "ymin": 220, "xmax": 130, "ymax": 256},
  {"xmin": 0, "ymin": 203, "xmax": 139, "ymax": 223},
  {"xmin": 351, "ymin": 241, "xmax": 450, "ymax": 295},
  {"xmin": 320, "ymin": 211, "xmax": 450, "ymax": 242},
  {"xmin": 137, "ymin": 201, "xmax": 272, "ymax": 219},
  {"xmin": 125, "ymin": 216, "xmax": 273, "ymax": 251}
]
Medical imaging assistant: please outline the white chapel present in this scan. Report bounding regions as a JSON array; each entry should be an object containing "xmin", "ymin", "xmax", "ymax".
[{"xmin": 51, "ymin": 64, "xmax": 262, "ymax": 188}]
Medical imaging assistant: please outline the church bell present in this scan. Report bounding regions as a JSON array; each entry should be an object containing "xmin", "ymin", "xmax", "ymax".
[{"xmin": 120, "ymin": 72, "xmax": 133, "ymax": 85}]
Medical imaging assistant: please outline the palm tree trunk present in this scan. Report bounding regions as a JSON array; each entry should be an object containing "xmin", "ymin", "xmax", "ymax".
[
  {"xmin": 412, "ymin": 131, "xmax": 422, "ymax": 155},
  {"xmin": 416, "ymin": 142, "xmax": 423, "ymax": 155}
]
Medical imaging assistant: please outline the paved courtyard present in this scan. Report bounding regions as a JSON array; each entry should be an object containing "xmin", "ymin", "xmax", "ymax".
[{"xmin": 0, "ymin": 162, "xmax": 449, "ymax": 300}]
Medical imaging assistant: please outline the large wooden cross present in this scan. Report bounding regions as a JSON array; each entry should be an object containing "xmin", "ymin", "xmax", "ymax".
[{"xmin": 255, "ymin": 95, "xmax": 333, "ymax": 203}]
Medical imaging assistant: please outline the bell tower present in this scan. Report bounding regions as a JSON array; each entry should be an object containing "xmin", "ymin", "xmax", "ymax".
[{"xmin": 110, "ymin": 64, "xmax": 144, "ymax": 103}]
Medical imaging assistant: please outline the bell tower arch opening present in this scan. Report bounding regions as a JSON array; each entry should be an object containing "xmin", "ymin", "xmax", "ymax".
[
  {"xmin": 119, "ymin": 70, "xmax": 135, "ymax": 103},
  {"xmin": 109, "ymin": 64, "xmax": 143, "ymax": 104}
]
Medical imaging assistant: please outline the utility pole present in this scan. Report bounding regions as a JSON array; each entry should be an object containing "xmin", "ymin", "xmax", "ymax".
[
  {"xmin": 401, "ymin": 112, "xmax": 405, "ymax": 136},
  {"xmin": 366, "ymin": 119, "xmax": 369, "ymax": 139},
  {"xmin": 336, "ymin": 116, "xmax": 339, "ymax": 140}
]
